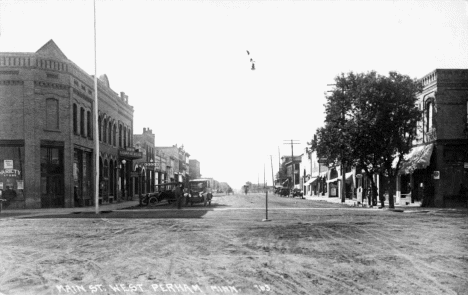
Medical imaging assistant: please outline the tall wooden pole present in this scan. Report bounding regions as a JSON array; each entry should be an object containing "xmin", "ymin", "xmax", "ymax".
[
  {"xmin": 270, "ymin": 155, "xmax": 274, "ymax": 188},
  {"xmin": 93, "ymin": 0, "xmax": 100, "ymax": 214}
]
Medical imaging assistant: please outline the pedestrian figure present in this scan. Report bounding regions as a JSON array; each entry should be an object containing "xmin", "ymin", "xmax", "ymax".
[{"xmin": 174, "ymin": 183, "xmax": 184, "ymax": 209}]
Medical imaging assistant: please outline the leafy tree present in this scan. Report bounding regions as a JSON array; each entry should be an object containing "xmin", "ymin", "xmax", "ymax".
[{"xmin": 313, "ymin": 71, "xmax": 423, "ymax": 208}]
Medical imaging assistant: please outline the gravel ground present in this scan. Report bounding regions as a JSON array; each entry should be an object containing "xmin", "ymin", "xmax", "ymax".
[{"xmin": 0, "ymin": 193, "xmax": 467, "ymax": 295}]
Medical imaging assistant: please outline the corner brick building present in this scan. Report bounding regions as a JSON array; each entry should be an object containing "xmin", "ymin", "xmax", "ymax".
[
  {"xmin": 0, "ymin": 40, "xmax": 138, "ymax": 209},
  {"xmin": 397, "ymin": 69, "xmax": 468, "ymax": 207}
]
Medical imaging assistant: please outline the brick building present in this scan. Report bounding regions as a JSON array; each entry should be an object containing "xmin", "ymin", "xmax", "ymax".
[
  {"xmin": 155, "ymin": 145, "xmax": 190, "ymax": 184},
  {"xmin": 0, "ymin": 40, "xmax": 138, "ymax": 209},
  {"xmin": 133, "ymin": 128, "xmax": 170, "ymax": 195},
  {"xmin": 396, "ymin": 69, "xmax": 468, "ymax": 207}
]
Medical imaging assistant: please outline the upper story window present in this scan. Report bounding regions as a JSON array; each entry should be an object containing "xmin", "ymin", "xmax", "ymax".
[
  {"xmin": 80, "ymin": 107, "xmax": 85, "ymax": 137},
  {"xmin": 45, "ymin": 98, "xmax": 59, "ymax": 130},
  {"xmin": 98, "ymin": 116, "xmax": 102, "ymax": 141},
  {"xmin": 87, "ymin": 111, "xmax": 92, "ymax": 139},
  {"xmin": 119, "ymin": 124, "xmax": 122, "ymax": 148},
  {"xmin": 103, "ymin": 118, "xmax": 107, "ymax": 144},
  {"xmin": 108, "ymin": 120, "xmax": 112, "ymax": 146},
  {"xmin": 73, "ymin": 104, "xmax": 78, "ymax": 134},
  {"xmin": 123, "ymin": 126, "xmax": 127, "ymax": 148},
  {"xmin": 425, "ymin": 101, "xmax": 433, "ymax": 132}
]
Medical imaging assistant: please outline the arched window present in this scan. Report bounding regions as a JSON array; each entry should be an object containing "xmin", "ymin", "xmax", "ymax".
[
  {"xmin": 46, "ymin": 98, "xmax": 59, "ymax": 130},
  {"xmin": 426, "ymin": 101, "xmax": 433, "ymax": 132},
  {"xmin": 108, "ymin": 120, "xmax": 112, "ymax": 146},
  {"xmin": 103, "ymin": 117, "xmax": 107, "ymax": 143},
  {"xmin": 87, "ymin": 111, "xmax": 92, "ymax": 139},
  {"xmin": 113, "ymin": 124, "xmax": 117, "ymax": 146},
  {"xmin": 80, "ymin": 107, "xmax": 85, "ymax": 137},
  {"xmin": 98, "ymin": 116, "xmax": 102, "ymax": 141},
  {"xmin": 123, "ymin": 126, "xmax": 127, "ymax": 148},
  {"xmin": 73, "ymin": 104, "xmax": 78, "ymax": 134},
  {"xmin": 119, "ymin": 124, "xmax": 122, "ymax": 148}
]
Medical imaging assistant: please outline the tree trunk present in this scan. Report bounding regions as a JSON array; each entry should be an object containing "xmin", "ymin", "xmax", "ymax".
[{"xmin": 387, "ymin": 176, "xmax": 395, "ymax": 209}]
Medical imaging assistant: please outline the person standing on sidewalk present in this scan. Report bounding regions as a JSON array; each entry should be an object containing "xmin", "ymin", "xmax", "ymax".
[{"xmin": 174, "ymin": 183, "xmax": 184, "ymax": 209}]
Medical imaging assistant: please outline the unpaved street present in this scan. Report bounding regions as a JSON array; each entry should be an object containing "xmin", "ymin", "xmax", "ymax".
[{"xmin": 0, "ymin": 193, "xmax": 467, "ymax": 295}]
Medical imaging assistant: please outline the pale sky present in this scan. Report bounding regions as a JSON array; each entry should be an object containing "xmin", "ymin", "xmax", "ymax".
[{"xmin": 1, "ymin": 0, "xmax": 468, "ymax": 190}]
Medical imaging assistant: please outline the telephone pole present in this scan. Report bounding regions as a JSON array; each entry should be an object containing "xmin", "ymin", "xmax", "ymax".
[
  {"xmin": 270, "ymin": 155, "xmax": 274, "ymax": 189},
  {"xmin": 283, "ymin": 140, "xmax": 300, "ymax": 190}
]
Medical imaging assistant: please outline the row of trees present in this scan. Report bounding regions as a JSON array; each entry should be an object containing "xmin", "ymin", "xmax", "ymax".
[{"xmin": 310, "ymin": 71, "xmax": 423, "ymax": 208}]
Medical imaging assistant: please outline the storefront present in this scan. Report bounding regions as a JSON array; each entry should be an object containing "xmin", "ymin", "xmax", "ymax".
[{"xmin": 0, "ymin": 141, "xmax": 25, "ymax": 209}]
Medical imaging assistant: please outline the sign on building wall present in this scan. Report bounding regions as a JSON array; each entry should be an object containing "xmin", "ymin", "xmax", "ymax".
[
  {"xmin": 4, "ymin": 160, "xmax": 13, "ymax": 169},
  {"xmin": 433, "ymin": 171, "xmax": 440, "ymax": 179}
]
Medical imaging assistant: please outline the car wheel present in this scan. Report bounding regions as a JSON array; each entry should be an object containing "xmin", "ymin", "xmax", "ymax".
[{"xmin": 148, "ymin": 196, "xmax": 158, "ymax": 206}]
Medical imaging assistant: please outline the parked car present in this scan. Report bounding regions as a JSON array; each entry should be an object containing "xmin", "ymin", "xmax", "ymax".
[
  {"xmin": 186, "ymin": 178, "xmax": 213, "ymax": 206},
  {"xmin": 279, "ymin": 187, "xmax": 290, "ymax": 197},
  {"xmin": 291, "ymin": 188, "xmax": 304, "ymax": 199}
]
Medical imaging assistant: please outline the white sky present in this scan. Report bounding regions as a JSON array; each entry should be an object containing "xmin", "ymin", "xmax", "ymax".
[{"xmin": 1, "ymin": 0, "xmax": 468, "ymax": 190}]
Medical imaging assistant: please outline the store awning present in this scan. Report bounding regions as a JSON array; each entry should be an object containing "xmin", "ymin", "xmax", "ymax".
[
  {"xmin": 327, "ymin": 172, "xmax": 353, "ymax": 183},
  {"xmin": 305, "ymin": 177, "xmax": 318, "ymax": 186},
  {"xmin": 398, "ymin": 144, "xmax": 434, "ymax": 174},
  {"xmin": 320, "ymin": 171, "xmax": 328, "ymax": 177}
]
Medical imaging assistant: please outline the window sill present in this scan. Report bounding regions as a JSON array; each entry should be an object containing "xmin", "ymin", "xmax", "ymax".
[{"xmin": 44, "ymin": 129, "xmax": 61, "ymax": 133}]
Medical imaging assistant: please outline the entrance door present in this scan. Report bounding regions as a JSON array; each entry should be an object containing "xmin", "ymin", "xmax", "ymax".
[{"xmin": 41, "ymin": 146, "xmax": 64, "ymax": 208}]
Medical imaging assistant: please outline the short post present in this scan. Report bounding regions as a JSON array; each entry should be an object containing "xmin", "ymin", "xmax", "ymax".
[{"xmin": 262, "ymin": 190, "xmax": 271, "ymax": 222}]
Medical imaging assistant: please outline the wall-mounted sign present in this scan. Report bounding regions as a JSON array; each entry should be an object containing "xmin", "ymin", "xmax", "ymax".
[
  {"xmin": 118, "ymin": 149, "xmax": 142, "ymax": 159},
  {"xmin": 318, "ymin": 158, "xmax": 327, "ymax": 164},
  {"xmin": 0, "ymin": 169, "xmax": 21, "ymax": 177},
  {"xmin": 4, "ymin": 160, "xmax": 13, "ymax": 169},
  {"xmin": 433, "ymin": 171, "xmax": 440, "ymax": 180}
]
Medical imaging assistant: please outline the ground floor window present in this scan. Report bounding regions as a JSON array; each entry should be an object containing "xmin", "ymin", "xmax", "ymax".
[{"xmin": 0, "ymin": 143, "xmax": 25, "ymax": 208}]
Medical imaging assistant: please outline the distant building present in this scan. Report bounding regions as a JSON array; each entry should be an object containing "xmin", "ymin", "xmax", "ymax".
[
  {"xmin": 155, "ymin": 144, "xmax": 190, "ymax": 184},
  {"xmin": 0, "ymin": 40, "xmax": 137, "ymax": 209},
  {"xmin": 189, "ymin": 159, "xmax": 201, "ymax": 179}
]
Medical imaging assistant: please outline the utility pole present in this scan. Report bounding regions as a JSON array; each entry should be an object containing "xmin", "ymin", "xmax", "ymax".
[
  {"xmin": 283, "ymin": 140, "xmax": 300, "ymax": 190},
  {"xmin": 93, "ymin": 0, "xmax": 100, "ymax": 214},
  {"xmin": 270, "ymin": 155, "xmax": 274, "ymax": 189}
]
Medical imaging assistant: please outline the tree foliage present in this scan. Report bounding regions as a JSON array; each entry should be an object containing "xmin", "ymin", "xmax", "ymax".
[{"xmin": 313, "ymin": 71, "xmax": 423, "ymax": 208}]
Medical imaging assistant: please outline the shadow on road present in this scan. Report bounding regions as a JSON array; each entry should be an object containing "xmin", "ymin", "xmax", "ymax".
[{"xmin": 21, "ymin": 208, "xmax": 213, "ymax": 219}]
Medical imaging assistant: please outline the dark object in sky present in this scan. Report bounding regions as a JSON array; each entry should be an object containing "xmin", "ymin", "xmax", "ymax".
[
  {"xmin": 251, "ymin": 63, "xmax": 255, "ymax": 70},
  {"xmin": 246, "ymin": 50, "xmax": 250, "ymax": 55}
]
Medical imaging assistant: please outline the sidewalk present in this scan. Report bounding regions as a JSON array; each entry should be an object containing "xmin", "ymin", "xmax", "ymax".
[
  {"xmin": 304, "ymin": 194, "xmax": 433, "ymax": 211},
  {"xmin": 0, "ymin": 200, "xmax": 140, "ymax": 218}
]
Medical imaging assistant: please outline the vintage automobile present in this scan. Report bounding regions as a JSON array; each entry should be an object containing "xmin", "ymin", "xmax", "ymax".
[
  {"xmin": 279, "ymin": 187, "xmax": 290, "ymax": 197},
  {"xmin": 186, "ymin": 178, "xmax": 213, "ymax": 206},
  {"xmin": 291, "ymin": 188, "xmax": 304, "ymax": 199},
  {"xmin": 139, "ymin": 182, "xmax": 178, "ymax": 206}
]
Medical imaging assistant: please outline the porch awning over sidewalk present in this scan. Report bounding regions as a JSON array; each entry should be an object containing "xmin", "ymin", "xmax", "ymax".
[
  {"xmin": 398, "ymin": 143, "xmax": 434, "ymax": 174},
  {"xmin": 305, "ymin": 177, "xmax": 318, "ymax": 186},
  {"xmin": 326, "ymin": 172, "xmax": 353, "ymax": 183}
]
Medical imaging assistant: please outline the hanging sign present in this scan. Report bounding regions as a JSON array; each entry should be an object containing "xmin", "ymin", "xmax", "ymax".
[{"xmin": 433, "ymin": 171, "xmax": 440, "ymax": 180}]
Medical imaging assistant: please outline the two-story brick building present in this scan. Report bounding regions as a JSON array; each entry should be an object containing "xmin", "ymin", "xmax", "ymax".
[
  {"xmin": 396, "ymin": 69, "xmax": 468, "ymax": 207},
  {"xmin": 0, "ymin": 40, "xmax": 138, "ymax": 209}
]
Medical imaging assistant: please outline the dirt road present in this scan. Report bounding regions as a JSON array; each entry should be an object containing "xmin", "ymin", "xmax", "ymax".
[{"xmin": 0, "ymin": 193, "xmax": 467, "ymax": 295}]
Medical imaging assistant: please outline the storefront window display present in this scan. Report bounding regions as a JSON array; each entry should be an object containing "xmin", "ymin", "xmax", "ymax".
[{"xmin": 0, "ymin": 144, "xmax": 24, "ymax": 208}]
